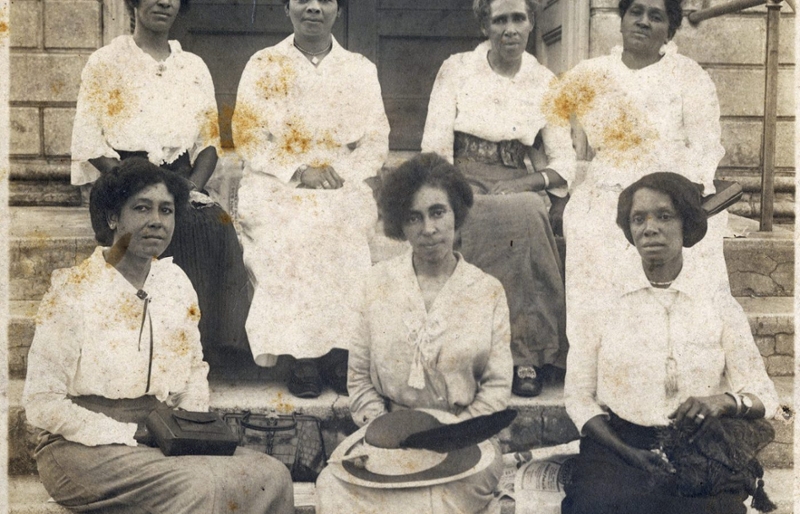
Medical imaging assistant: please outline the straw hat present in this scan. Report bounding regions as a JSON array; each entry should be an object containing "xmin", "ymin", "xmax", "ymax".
[{"xmin": 327, "ymin": 408, "xmax": 515, "ymax": 489}]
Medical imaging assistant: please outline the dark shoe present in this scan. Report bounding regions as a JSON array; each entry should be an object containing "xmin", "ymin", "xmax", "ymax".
[
  {"xmin": 288, "ymin": 359, "xmax": 322, "ymax": 399},
  {"xmin": 320, "ymin": 349, "xmax": 349, "ymax": 396},
  {"xmin": 512, "ymin": 366, "xmax": 543, "ymax": 397}
]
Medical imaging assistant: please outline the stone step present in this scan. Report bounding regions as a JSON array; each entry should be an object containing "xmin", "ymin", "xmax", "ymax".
[
  {"xmin": 7, "ymin": 471, "xmax": 794, "ymax": 514},
  {"xmin": 9, "ymin": 181, "xmax": 82, "ymax": 207},
  {"xmin": 9, "ymin": 295, "xmax": 793, "ymax": 380},
  {"xmin": 8, "ymin": 377, "xmax": 794, "ymax": 478},
  {"xmin": 9, "ymin": 207, "xmax": 795, "ymax": 303}
]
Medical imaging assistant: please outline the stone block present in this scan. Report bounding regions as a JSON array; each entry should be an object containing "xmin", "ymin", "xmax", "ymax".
[
  {"xmin": 774, "ymin": 333, "xmax": 793, "ymax": 356},
  {"xmin": 770, "ymin": 262, "xmax": 794, "ymax": 293},
  {"xmin": 10, "ymin": 107, "xmax": 40, "ymax": 155},
  {"xmin": 755, "ymin": 335, "xmax": 776, "ymax": 357},
  {"xmin": 10, "ymin": 238, "xmax": 77, "ymax": 300},
  {"xmin": 10, "ymin": 159, "xmax": 71, "ymax": 180},
  {"xmin": 8, "ymin": 406, "xmax": 39, "ymax": 475},
  {"xmin": 10, "ymin": 0, "xmax": 41, "ymax": 48},
  {"xmin": 44, "ymin": 0, "xmax": 100, "ymax": 49},
  {"xmin": 730, "ymin": 271, "xmax": 786, "ymax": 297},
  {"xmin": 766, "ymin": 355, "xmax": 795, "ymax": 377},
  {"xmin": 707, "ymin": 68, "xmax": 795, "ymax": 117},
  {"xmin": 758, "ymin": 441, "xmax": 793, "ymax": 468},
  {"xmin": 8, "ymin": 346, "xmax": 29, "ymax": 379},
  {"xmin": 43, "ymin": 108, "xmax": 75, "ymax": 156},
  {"xmin": 719, "ymin": 120, "xmax": 794, "ymax": 169},
  {"xmin": 10, "ymin": 53, "xmax": 88, "ymax": 103},
  {"xmin": 9, "ymin": 180, "xmax": 82, "ymax": 207}
]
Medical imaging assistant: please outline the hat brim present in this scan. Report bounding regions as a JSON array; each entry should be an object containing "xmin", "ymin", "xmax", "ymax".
[{"xmin": 327, "ymin": 410, "xmax": 497, "ymax": 489}]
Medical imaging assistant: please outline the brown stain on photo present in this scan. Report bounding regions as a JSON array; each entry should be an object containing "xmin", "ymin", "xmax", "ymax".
[
  {"xmin": 218, "ymin": 211, "xmax": 233, "ymax": 225},
  {"xmin": 85, "ymin": 63, "xmax": 135, "ymax": 123},
  {"xmin": 256, "ymin": 54, "xmax": 296, "ymax": 100},
  {"xmin": 279, "ymin": 119, "xmax": 313, "ymax": 157},
  {"xmin": 601, "ymin": 109, "xmax": 643, "ymax": 153},
  {"xmin": 187, "ymin": 303, "xmax": 201, "ymax": 323},
  {"xmin": 272, "ymin": 391, "xmax": 295, "ymax": 414},
  {"xmin": 227, "ymin": 501, "xmax": 239, "ymax": 512},
  {"xmin": 545, "ymin": 70, "xmax": 608, "ymax": 126},
  {"xmin": 230, "ymin": 102, "xmax": 261, "ymax": 156},
  {"xmin": 200, "ymin": 107, "xmax": 221, "ymax": 146},
  {"xmin": 50, "ymin": 80, "xmax": 65, "ymax": 96}
]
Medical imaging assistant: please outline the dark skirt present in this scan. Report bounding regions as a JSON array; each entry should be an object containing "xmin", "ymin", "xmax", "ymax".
[
  {"xmin": 118, "ymin": 151, "xmax": 251, "ymax": 361},
  {"xmin": 561, "ymin": 415, "xmax": 749, "ymax": 514},
  {"xmin": 453, "ymin": 132, "xmax": 566, "ymax": 368}
]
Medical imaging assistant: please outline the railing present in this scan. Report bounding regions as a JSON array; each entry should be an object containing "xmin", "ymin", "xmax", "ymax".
[{"xmin": 689, "ymin": 0, "xmax": 794, "ymax": 231}]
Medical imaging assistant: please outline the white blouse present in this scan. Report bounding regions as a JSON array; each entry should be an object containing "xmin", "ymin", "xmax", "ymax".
[
  {"xmin": 549, "ymin": 43, "xmax": 724, "ymax": 193},
  {"xmin": 23, "ymin": 248, "xmax": 210, "ymax": 447},
  {"xmin": 233, "ymin": 35, "xmax": 390, "ymax": 186},
  {"xmin": 71, "ymin": 35, "xmax": 220, "ymax": 185},
  {"xmin": 421, "ymin": 41, "xmax": 576, "ymax": 196},
  {"xmin": 348, "ymin": 251, "xmax": 513, "ymax": 427},
  {"xmin": 564, "ymin": 268, "xmax": 781, "ymax": 432}
]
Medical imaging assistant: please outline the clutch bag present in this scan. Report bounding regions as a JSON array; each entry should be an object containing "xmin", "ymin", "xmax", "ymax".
[
  {"xmin": 702, "ymin": 179, "xmax": 743, "ymax": 217},
  {"xmin": 146, "ymin": 408, "xmax": 239, "ymax": 457}
]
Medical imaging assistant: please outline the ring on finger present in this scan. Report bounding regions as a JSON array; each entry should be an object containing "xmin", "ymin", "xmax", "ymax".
[{"xmin": 694, "ymin": 413, "xmax": 705, "ymax": 423}]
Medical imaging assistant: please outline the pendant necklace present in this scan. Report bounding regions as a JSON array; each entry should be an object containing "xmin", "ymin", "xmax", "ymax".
[{"xmin": 293, "ymin": 38, "xmax": 332, "ymax": 66}]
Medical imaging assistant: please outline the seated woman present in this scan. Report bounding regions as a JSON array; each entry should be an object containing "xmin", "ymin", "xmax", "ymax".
[
  {"xmin": 421, "ymin": 0, "xmax": 576, "ymax": 396},
  {"xmin": 233, "ymin": 0, "xmax": 390, "ymax": 397},
  {"xmin": 563, "ymin": 172, "xmax": 780, "ymax": 514},
  {"xmin": 70, "ymin": 0, "xmax": 250, "ymax": 363},
  {"xmin": 315, "ymin": 153, "xmax": 512, "ymax": 514},
  {"xmin": 23, "ymin": 158, "xmax": 293, "ymax": 514}
]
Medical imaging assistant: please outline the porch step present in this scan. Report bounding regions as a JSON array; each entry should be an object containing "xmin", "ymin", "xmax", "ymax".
[
  {"xmin": 7, "ymin": 455, "xmax": 794, "ymax": 514},
  {"xmin": 8, "ymin": 377, "xmax": 793, "ymax": 477},
  {"xmin": 9, "ymin": 206, "xmax": 794, "ymax": 302}
]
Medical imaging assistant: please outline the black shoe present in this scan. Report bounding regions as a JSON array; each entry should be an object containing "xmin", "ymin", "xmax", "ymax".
[
  {"xmin": 320, "ymin": 349, "xmax": 349, "ymax": 396},
  {"xmin": 288, "ymin": 359, "xmax": 322, "ymax": 399},
  {"xmin": 512, "ymin": 366, "xmax": 543, "ymax": 397}
]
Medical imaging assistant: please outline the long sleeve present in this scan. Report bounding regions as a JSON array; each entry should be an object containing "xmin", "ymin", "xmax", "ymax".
[
  {"xmin": 191, "ymin": 61, "xmax": 222, "ymax": 165},
  {"xmin": 347, "ymin": 281, "xmax": 388, "ymax": 427},
  {"xmin": 458, "ymin": 289, "xmax": 512, "ymax": 420},
  {"xmin": 564, "ymin": 313, "xmax": 608, "ymax": 434},
  {"xmin": 680, "ymin": 59, "xmax": 724, "ymax": 194},
  {"xmin": 717, "ymin": 294, "xmax": 781, "ymax": 419},
  {"xmin": 539, "ymin": 121, "xmax": 577, "ymax": 197},
  {"xmin": 421, "ymin": 58, "xmax": 459, "ymax": 163},
  {"xmin": 23, "ymin": 272, "xmax": 138, "ymax": 447},
  {"xmin": 173, "ymin": 286, "xmax": 210, "ymax": 412},
  {"xmin": 70, "ymin": 54, "xmax": 122, "ymax": 186},
  {"xmin": 334, "ymin": 62, "xmax": 390, "ymax": 186}
]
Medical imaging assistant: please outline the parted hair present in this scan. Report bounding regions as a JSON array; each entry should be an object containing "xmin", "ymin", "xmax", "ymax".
[
  {"xmin": 619, "ymin": 0, "xmax": 683, "ymax": 38},
  {"xmin": 616, "ymin": 171, "xmax": 707, "ymax": 248},
  {"xmin": 90, "ymin": 157, "xmax": 189, "ymax": 246},
  {"xmin": 473, "ymin": 0, "xmax": 538, "ymax": 30},
  {"xmin": 282, "ymin": 0, "xmax": 347, "ymax": 10},
  {"xmin": 125, "ymin": 0, "xmax": 190, "ymax": 32},
  {"xmin": 380, "ymin": 153, "xmax": 474, "ymax": 241}
]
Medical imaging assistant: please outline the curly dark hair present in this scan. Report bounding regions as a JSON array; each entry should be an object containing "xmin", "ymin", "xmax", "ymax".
[
  {"xmin": 282, "ymin": 0, "xmax": 347, "ymax": 11},
  {"xmin": 473, "ymin": 0, "xmax": 537, "ymax": 31},
  {"xmin": 90, "ymin": 157, "xmax": 189, "ymax": 246},
  {"xmin": 380, "ymin": 153, "xmax": 474, "ymax": 241},
  {"xmin": 619, "ymin": 0, "xmax": 683, "ymax": 38},
  {"xmin": 616, "ymin": 172, "xmax": 707, "ymax": 248},
  {"xmin": 125, "ymin": 0, "xmax": 190, "ymax": 32}
]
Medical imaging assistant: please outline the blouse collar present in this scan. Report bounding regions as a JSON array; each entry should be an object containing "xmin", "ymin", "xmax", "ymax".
[
  {"xmin": 611, "ymin": 40, "xmax": 679, "ymax": 69},
  {"xmin": 118, "ymin": 35, "xmax": 183, "ymax": 65},
  {"xmin": 473, "ymin": 40, "xmax": 537, "ymax": 80},
  {"xmin": 283, "ymin": 34, "xmax": 346, "ymax": 69},
  {"xmin": 399, "ymin": 249, "xmax": 480, "ymax": 312},
  {"xmin": 86, "ymin": 246, "xmax": 174, "ymax": 298}
]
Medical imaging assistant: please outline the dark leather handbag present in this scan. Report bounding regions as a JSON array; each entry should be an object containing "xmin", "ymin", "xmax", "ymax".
[
  {"xmin": 702, "ymin": 179, "xmax": 744, "ymax": 217},
  {"xmin": 146, "ymin": 408, "xmax": 239, "ymax": 457},
  {"xmin": 224, "ymin": 411, "xmax": 326, "ymax": 482}
]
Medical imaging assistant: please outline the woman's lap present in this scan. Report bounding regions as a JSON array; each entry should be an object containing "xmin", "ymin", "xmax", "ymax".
[
  {"xmin": 36, "ymin": 438, "xmax": 293, "ymax": 514},
  {"xmin": 460, "ymin": 192, "xmax": 566, "ymax": 367}
]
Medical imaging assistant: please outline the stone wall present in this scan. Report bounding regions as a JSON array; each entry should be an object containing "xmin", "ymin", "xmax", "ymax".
[{"xmin": 590, "ymin": 0, "xmax": 796, "ymax": 222}]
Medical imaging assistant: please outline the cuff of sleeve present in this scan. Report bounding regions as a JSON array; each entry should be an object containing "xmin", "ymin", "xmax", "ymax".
[{"xmin": 352, "ymin": 403, "xmax": 387, "ymax": 428}]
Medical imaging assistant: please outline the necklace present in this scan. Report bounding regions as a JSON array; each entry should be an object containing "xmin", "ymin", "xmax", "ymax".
[
  {"xmin": 649, "ymin": 280, "xmax": 673, "ymax": 287},
  {"xmin": 293, "ymin": 38, "xmax": 333, "ymax": 66}
]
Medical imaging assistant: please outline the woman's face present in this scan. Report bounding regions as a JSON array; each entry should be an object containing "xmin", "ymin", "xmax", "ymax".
[
  {"xmin": 109, "ymin": 183, "xmax": 176, "ymax": 261},
  {"xmin": 621, "ymin": 0, "xmax": 671, "ymax": 58},
  {"xmin": 135, "ymin": 0, "xmax": 180, "ymax": 34},
  {"xmin": 629, "ymin": 187, "xmax": 683, "ymax": 268},
  {"xmin": 403, "ymin": 185, "xmax": 456, "ymax": 266},
  {"xmin": 484, "ymin": 0, "xmax": 533, "ymax": 62},
  {"xmin": 286, "ymin": 0, "xmax": 340, "ymax": 39}
]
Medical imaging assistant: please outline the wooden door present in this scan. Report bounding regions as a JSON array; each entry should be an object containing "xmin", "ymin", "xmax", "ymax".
[
  {"xmin": 169, "ymin": 0, "xmax": 347, "ymax": 148},
  {"xmin": 534, "ymin": 0, "xmax": 590, "ymax": 75}
]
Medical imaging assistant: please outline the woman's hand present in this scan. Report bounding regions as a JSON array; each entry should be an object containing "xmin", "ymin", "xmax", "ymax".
[
  {"xmin": 300, "ymin": 165, "xmax": 345, "ymax": 189},
  {"xmin": 489, "ymin": 177, "xmax": 533, "ymax": 195},
  {"xmin": 621, "ymin": 447, "xmax": 675, "ymax": 476},
  {"xmin": 668, "ymin": 394, "xmax": 737, "ymax": 441}
]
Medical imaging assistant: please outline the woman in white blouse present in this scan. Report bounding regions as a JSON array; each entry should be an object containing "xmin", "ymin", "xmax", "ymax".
[
  {"xmin": 563, "ymin": 172, "xmax": 779, "ymax": 514},
  {"xmin": 548, "ymin": 0, "xmax": 729, "ymax": 356},
  {"xmin": 70, "ymin": 0, "xmax": 250, "ymax": 363},
  {"xmin": 315, "ymin": 153, "xmax": 512, "ymax": 514},
  {"xmin": 24, "ymin": 158, "xmax": 293, "ymax": 513},
  {"xmin": 421, "ymin": 0, "xmax": 576, "ymax": 397},
  {"xmin": 233, "ymin": 0, "xmax": 390, "ymax": 398}
]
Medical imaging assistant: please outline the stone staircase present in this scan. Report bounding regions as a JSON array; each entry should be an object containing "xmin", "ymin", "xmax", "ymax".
[{"xmin": 7, "ymin": 204, "xmax": 795, "ymax": 513}]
